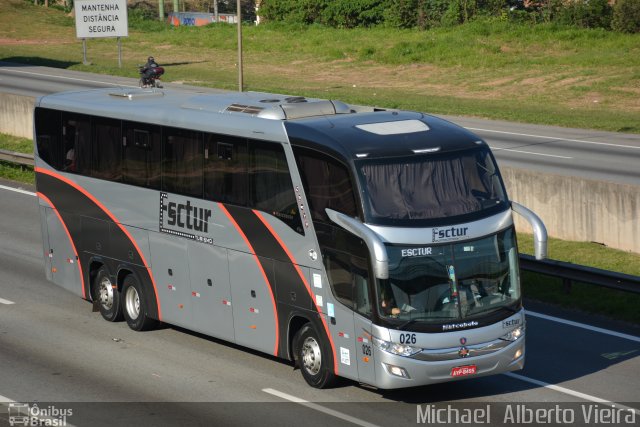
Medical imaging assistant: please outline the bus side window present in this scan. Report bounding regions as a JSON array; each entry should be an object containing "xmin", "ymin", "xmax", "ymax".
[
  {"xmin": 163, "ymin": 127, "xmax": 203, "ymax": 198},
  {"xmin": 249, "ymin": 141, "xmax": 303, "ymax": 234},
  {"xmin": 293, "ymin": 148, "xmax": 358, "ymax": 224},
  {"xmin": 91, "ymin": 117, "xmax": 122, "ymax": 182},
  {"xmin": 352, "ymin": 254, "xmax": 372, "ymax": 317},
  {"xmin": 61, "ymin": 113, "xmax": 91, "ymax": 175},
  {"xmin": 204, "ymin": 134, "xmax": 248, "ymax": 206},
  {"xmin": 324, "ymin": 250, "xmax": 354, "ymax": 309},
  {"xmin": 123, "ymin": 122, "xmax": 161, "ymax": 190},
  {"xmin": 324, "ymin": 249, "xmax": 372, "ymax": 318},
  {"xmin": 35, "ymin": 108, "xmax": 63, "ymax": 170}
]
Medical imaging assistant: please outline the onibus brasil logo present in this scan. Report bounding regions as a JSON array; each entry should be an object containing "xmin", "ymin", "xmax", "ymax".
[{"xmin": 8, "ymin": 403, "xmax": 72, "ymax": 426}]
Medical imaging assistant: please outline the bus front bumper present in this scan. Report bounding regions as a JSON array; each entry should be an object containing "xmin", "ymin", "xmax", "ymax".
[{"xmin": 372, "ymin": 337, "xmax": 525, "ymax": 389}]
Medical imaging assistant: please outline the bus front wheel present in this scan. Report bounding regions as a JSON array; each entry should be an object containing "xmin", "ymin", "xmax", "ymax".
[
  {"xmin": 94, "ymin": 267, "xmax": 123, "ymax": 322},
  {"xmin": 122, "ymin": 274, "xmax": 158, "ymax": 331},
  {"xmin": 295, "ymin": 324, "xmax": 336, "ymax": 389}
]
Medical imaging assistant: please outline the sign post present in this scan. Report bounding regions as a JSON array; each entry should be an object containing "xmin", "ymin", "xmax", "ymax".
[
  {"xmin": 82, "ymin": 39, "xmax": 89, "ymax": 65},
  {"xmin": 75, "ymin": 0, "xmax": 128, "ymax": 67},
  {"xmin": 237, "ymin": 0, "xmax": 243, "ymax": 92}
]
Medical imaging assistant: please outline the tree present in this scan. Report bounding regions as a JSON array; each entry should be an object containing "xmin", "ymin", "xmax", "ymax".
[{"xmin": 612, "ymin": 0, "xmax": 640, "ymax": 33}]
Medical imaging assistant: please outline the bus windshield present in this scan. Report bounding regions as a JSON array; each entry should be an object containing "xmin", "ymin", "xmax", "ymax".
[
  {"xmin": 377, "ymin": 228, "xmax": 520, "ymax": 325},
  {"xmin": 356, "ymin": 147, "xmax": 507, "ymax": 226}
]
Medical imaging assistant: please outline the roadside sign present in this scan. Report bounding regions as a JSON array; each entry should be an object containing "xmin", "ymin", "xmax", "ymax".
[{"xmin": 74, "ymin": 0, "xmax": 128, "ymax": 39}]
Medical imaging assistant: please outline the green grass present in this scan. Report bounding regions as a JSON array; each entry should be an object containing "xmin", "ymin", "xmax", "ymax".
[
  {"xmin": 0, "ymin": 133, "xmax": 34, "ymax": 184},
  {"xmin": 0, "ymin": 132, "xmax": 33, "ymax": 154},
  {"xmin": 0, "ymin": 161, "xmax": 34, "ymax": 184},
  {"xmin": 518, "ymin": 233, "xmax": 640, "ymax": 324},
  {"xmin": 1, "ymin": 0, "xmax": 639, "ymax": 132},
  {"xmin": 522, "ymin": 272, "xmax": 640, "ymax": 324},
  {"xmin": 518, "ymin": 234, "xmax": 640, "ymax": 276}
]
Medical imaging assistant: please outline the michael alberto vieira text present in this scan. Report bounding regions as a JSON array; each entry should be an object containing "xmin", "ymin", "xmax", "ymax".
[{"xmin": 416, "ymin": 404, "xmax": 637, "ymax": 424}]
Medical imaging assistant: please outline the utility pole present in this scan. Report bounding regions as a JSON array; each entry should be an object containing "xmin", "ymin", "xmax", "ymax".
[
  {"xmin": 237, "ymin": 0, "xmax": 243, "ymax": 92},
  {"xmin": 158, "ymin": 0, "xmax": 164, "ymax": 21}
]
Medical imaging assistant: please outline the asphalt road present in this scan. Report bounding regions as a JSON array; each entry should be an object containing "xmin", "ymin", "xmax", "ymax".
[
  {"xmin": 0, "ymin": 180, "xmax": 638, "ymax": 427},
  {"xmin": 1, "ymin": 61, "xmax": 639, "ymax": 186}
]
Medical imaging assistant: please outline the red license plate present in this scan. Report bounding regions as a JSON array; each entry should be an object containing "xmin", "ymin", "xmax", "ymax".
[{"xmin": 451, "ymin": 365, "xmax": 477, "ymax": 377}]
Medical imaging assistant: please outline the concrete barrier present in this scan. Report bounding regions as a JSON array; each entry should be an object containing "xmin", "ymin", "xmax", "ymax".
[
  {"xmin": 0, "ymin": 91, "xmax": 638, "ymax": 253},
  {"xmin": 503, "ymin": 167, "xmax": 640, "ymax": 254},
  {"xmin": 0, "ymin": 92, "xmax": 35, "ymax": 139}
]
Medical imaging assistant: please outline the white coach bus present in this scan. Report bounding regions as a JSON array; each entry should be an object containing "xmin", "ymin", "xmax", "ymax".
[{"xmin": 34, "ymin": 87, "xmax": 547, "ymax": 389}]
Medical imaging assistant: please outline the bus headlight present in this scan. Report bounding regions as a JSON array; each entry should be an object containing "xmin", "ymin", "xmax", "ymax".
[
  {"xmin": 372, "ymin": 336, "xmax": 422, "ymax": 357},
  {"xmin": 500, "ymin": 326, "xmax": 524, "ymax": 342}
]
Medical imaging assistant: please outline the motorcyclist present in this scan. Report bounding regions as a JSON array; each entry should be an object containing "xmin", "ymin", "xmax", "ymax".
[{"xmin": 141, "ymin": 56, "xmax": 159, "ymax": 87}]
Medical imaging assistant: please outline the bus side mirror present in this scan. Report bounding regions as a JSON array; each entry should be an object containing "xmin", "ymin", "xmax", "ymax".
[
  {"xmin": 511, "ymin": 202, "xmax": 547, "ymax": 260},
  {"xmin": 325, "ymin": 208, "xmax": 389, "ymax": 280}
]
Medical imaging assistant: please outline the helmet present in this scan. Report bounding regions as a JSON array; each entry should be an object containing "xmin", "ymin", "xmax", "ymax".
[{"xmin": 148, "ymin": 56, "xmax": 155, "ymax": 62}]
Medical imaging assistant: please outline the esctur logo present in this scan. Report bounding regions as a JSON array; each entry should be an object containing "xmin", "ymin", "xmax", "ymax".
[
  {"xmin": 160, "ymin": 193, "xmax": 213, "ymax": 244},
  {"xmin": 431, "ymin": 226, "xmax": 469, "ymax": 243}
]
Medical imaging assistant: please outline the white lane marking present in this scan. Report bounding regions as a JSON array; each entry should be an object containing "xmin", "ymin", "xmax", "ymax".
[
  {"xmin": 0, "ymin": 184, "xmax": 36, "ymax": 197},
  {"xmin": 0, "ymin": 298, "xmax": 15, "ymax": 305},
  {"xmin": 504, "ymin": 373, "xmax": 640, "ymax": 415},
  {"xmin": 490, "ymin": 146, "xmax": 573, "ymax": 159},
  {"xmin": 468, "ymin": 127, "xmax": 640, "ymax": 150},
  {"xmin": 0, "ymin": 67, "xmax": 138, "ymax": 88},
  {"xmin": 527, "ymin": 311, "xmax": 640, "ymax": 343},
  {"xmin": 263, "ymin": 388, "xmax": 381, "ymax": 427}
]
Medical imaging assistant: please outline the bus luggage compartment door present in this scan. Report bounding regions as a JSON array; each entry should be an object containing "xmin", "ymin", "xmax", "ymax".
[
  {"xmin": 187, "ymin": 242, "xmax": 235, "ymax": 342},
  {"xmin": 148, "ymin": 233, "xmax": 192, "ymax": 327},
  {"xmin": 229, "ymin": 251, "xmax": 278, "ymax": 355}
]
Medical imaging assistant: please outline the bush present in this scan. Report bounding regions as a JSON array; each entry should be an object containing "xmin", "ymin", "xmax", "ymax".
[
  {"xmin": 612, "ymin": 0, "xmax": 640, "ymax": 33},
  {"xmin": 383, "ymin": 0, "xmax": 419, "ymax": 28},
  {"xmin": 322, "ymin": 0, "xmax": 388, "ymax": 28},
  {"xmin": 384, "ymin": 0, "xmax": 464, "ymax": 29},
  {"xmin": 420, "ymin": 0, "xmax": 451, "ymax": 28},
  {"xmin": 541, "ymin": 0, "xmax": 612, "ymax": 29},
  {"xmin": 259, "ymin": 0, "xmax": 328, "ymax": 25}
]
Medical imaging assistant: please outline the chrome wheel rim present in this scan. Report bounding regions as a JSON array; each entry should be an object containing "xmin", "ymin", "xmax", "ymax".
[
  {"xmin": 301, "ymin": 336, "xmax": 322, "ymax": 376},
  {"xmin": 125, "ymin": 286, "xmax": 140, "ymax": 320},
  {"xmin": 98, "ymin": 276, "xmax": 114, "ymax": 310}
]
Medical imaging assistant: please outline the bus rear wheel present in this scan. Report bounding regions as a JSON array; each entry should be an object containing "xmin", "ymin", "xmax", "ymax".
[
  {"xmin": 122, "ymin": 274, "xmax": 158, "ymax": 331},
  {"xmin": 94, "ymin": 267, "xmax": 123, "ymax": 322},
  {"xmin": 295, "ymin": 324, "xmax": 336, "ymax": 389}
]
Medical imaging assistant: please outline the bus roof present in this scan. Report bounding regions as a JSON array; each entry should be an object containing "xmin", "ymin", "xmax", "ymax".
[{"xmin": 37, "ymin": 87, "xmax": 484, "ymax": 159}]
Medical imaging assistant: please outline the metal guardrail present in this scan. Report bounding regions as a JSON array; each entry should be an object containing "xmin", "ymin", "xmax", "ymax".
[
  {"xmin": 0, "ymin": 148, "xmax": 34, "ymax": 166},
  {"xmin": 519, "ymin": 254, "xmax": 640, "ymax": 294},
  {"xmin": 0, "ymin": 150, "xmax": 638, "ymax": 294}
]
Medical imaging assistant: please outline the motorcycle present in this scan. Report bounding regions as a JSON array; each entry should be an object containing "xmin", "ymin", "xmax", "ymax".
[{"xmin": 138, "ymin": 65, "xmax": 165, "ymax": 88}]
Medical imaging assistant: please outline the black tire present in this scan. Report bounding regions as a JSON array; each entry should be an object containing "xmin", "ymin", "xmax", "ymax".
[
  {"xmin": 139, "ymin": 77, "xmax": 145, "ymax": 88},
  {"xmin": 94, "ymin": 267, "xmax": 123, "ymax": 322},
  {"xmin": 122, "ymin": 274, "xmax": 158, "ymax": 331},
  {"xmin": 295, "ymin": 323, "xmax": 336, "ymax": 389}
]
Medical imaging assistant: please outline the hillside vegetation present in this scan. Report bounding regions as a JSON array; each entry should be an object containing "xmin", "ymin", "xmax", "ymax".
[{"xmin": 1, "ymin": 0, "xmax": 639, "ymax": 132}]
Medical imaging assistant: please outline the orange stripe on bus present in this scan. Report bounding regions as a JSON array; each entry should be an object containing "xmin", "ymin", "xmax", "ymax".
[
  {"xmin": 37, "ymin": 192, "xmax": 86, "ymax": 299},
  {"xmin": 253, "ymin": 210, "xmax": 339, "ymax": 375},
  {"xmin": 218, "ymin": 203, "xmax": 280, "ymax": 357},
  {"xmin": 35, "ymin": 167, "xmax": 162, "ymax": 321}
]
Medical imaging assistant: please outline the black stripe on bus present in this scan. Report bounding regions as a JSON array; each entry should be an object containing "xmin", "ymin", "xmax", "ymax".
[
  {"xmin": 36, "ymin": 170, "xmax": 160, "ymax": 320},
  {"xmin": 222, "ymin": 204, "xmax": 323, "ymax": 357}
]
